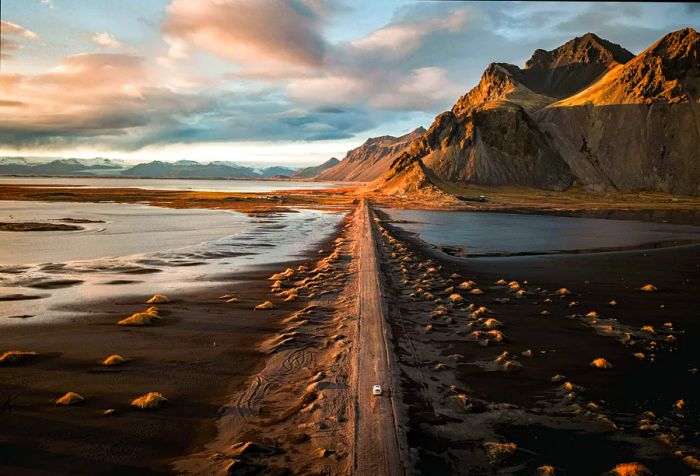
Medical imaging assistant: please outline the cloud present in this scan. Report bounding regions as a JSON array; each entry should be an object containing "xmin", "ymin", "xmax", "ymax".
[
  {"xmin": 349, "ymin": 9, "xmax": 467, "ymax": 59},
  {"xmin": 0, "ymin": 37, "xmax": 22, "ymax": 60},
  {"xmin": 370, "ymin": 67, "xmax": 462, "ymax": 111},
  {"xmin": 287, "ymin": 75, "xmax": 366, "ymax": 105},
  {"xmin": 1, "ymin": 20, "xmax": 39, "ymax": 60},
  {"xmin": 40, "ymin": 0, "xmax": 55, "ymax": 8},
  {"xmin": 162, "ymin": 0, "xmax": 328, "ymax": 77},
  {"xmin": 0, "ymin": 50, "xmax": 378, "ymax": 149},
  {"xmin": 90, "ymin": 32, "xmax": 125, "ymax": 49},
  {"xmin": 1, "ymin": 20, "xmax": 39, "ymax": 40},
  {"xmin": 0, "ymin": 53, "xmax": 211, "ymax": 147}
]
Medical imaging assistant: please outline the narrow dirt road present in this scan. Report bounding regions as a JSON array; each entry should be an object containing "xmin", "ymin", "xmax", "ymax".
[{"xmin": 353, "ymin": 199, "xmax": 404, "ymax": 476}]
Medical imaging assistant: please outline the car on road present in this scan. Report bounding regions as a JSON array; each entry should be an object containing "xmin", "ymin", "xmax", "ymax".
[{"xmin": 372, "ymin": 385, "xmax": 383, "ymax": 396}]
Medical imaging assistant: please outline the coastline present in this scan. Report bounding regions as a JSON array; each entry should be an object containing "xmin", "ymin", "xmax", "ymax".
[
  {"xmin": 374, "ymin": 207, "xmax": 700, "ymax": 474},
  {"xmin": 1, "ymin": 185, "xmax": 700, "ymax": 474},
  {"xmin": 0, "ymin": 216, "xmax": 347, "ymax": 474}
]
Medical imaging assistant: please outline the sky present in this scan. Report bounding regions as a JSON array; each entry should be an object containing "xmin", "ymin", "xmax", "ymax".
[{"xmin": 0, "ymin": 0, "xmax": 698, "ymax": 166}]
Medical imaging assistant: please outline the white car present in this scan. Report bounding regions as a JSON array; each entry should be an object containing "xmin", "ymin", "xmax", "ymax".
[{"xmin": 372, "ymin": 385, "xmax": 383, "ymax": 396}]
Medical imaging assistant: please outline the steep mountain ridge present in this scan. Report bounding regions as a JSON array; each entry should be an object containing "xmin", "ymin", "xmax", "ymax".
[
  {"xmin": 519, "ymin": 33, "xmax": 634, "ymax": 99},
  {"xmin": 537, "ymin": 28, "xmax": 700, "ymax": 194},
  {"xmin": 316, "ymin": 127, "xmax": 426, "ymax": 182},
  {"xmin": 375, "ymin": 28, "xmax": 700, "ymax": 196},
  {"xmin": 557, "ymin": 28, "xmax": 699, "ymax": 106}
]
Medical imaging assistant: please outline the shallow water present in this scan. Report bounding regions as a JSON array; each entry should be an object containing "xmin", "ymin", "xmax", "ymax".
[
  {"xmin": 382, "ymin": 209, "xmax": 700, "ymax": 256},
  {"xmin": 0, "ymin": 176, "xmax": 341, "ymax": 192},
  {"xmin": 0, "ymin": 200, "xmax": 344, "ymax": 323}
]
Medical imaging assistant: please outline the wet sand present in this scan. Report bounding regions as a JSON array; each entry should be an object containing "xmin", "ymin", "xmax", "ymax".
[
  {"xmin": 0, "ymin": 233, "xmax": 345, "ymax": 474},
  {"xmin": 2, "ymin": 185, "xmax": 700, "ymax": 475},
  {"xmin": 0, "ymin": 222, "xmax": 83, "ymax": 232},
  {"xmin": 374, "ymin": 208, "xmax": 700, "ymax": 475}
]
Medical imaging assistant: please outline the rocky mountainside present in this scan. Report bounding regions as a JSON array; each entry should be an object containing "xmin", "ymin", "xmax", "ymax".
[
  {"xmin": 538, "ymin": 27, "xmax": 700, "ymax": 194},
  {"xmin": 291, "ymin": 157, "xmax": 340, "ymax": 179},
  {"xmin": 315, "ymin": 127, "xmax": 426, "ymax": 182},
  {"xmin": 376, "ymin": 28, "xmax": 700, "ymax": 195}
]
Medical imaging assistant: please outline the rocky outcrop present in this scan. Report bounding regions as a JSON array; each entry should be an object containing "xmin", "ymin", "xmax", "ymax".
[
  {"xmin": 539, "ymin": 28, "xmax": 700, "ymax": 194},
  {"xmin": 375, "ymin": 28, "xmax": 700, "ymax": 196},
  {"xmin": 518, "ymin": 33, "xmax": 633, "ymax": 99},
  {"xmin": 291, "ymin": 157, "xmax": 340, "ymax": 179},
  {"xmin": 316, "ymin": 127, "xmax": 426, "ymax": 182}
]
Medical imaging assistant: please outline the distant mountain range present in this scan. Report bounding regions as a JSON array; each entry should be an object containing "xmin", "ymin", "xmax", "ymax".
[
  {"xmin": 0, "ymin": 157, "xmax": 298, "ymax": 179},
  {"xmin": 291, "ymin": 157, "xmax": 340, "ymax": 179},
  {"xmin": 310, "ymin": 28, "xmax": 700, "ymax": 196}
]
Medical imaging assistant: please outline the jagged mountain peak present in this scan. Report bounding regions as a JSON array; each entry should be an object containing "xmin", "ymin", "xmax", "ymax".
[
  {"xmin": 558, "ymin": 27, "xmax": 700, "ymax": 106},
  {"xmin": 526, "ymin": 33, "xmax": 634, "ymax": 71}
]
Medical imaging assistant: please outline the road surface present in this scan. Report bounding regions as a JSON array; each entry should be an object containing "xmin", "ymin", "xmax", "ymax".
[{"xmin": 353, "ymin": 199, "xmax": 404, "ymax": 476}]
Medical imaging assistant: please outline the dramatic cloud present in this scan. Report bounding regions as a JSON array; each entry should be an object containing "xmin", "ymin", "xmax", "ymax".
[
  {"xmin": 287, "ymin": 75, "xmax": 367, "ymax": 105},
  {"xmin": 1, "ymin": 20, "xmax": 39, "ymax": 40},
  {"xmin": 370, "ymin": 67, "xmax": 462, "ymax": 111},
  {"xmin": 162, "ymin": 0, "xmax": 328, "ymax": 77},
  {"xmin": 349, "ymin": 9, "xmax": 467, "ymax": 59},
  {"xmin": 0, "ymin": 37, "xmax": 22, "ymax": 60},
  {"xmin": 0, "ymin": 53, "xmax": 211, "ymax": 147},
  {"xmin": 1, "ymin": 20, "xmax": 39, "ymax": 60},
  {"xmin": 90, "ymin": 32, "xmax": 125, "ymax": 49}
]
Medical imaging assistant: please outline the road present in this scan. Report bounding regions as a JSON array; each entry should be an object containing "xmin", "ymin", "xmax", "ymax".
[{"xmin": 353, "ymin": 199, "xmax": 404, "ymax": 476}]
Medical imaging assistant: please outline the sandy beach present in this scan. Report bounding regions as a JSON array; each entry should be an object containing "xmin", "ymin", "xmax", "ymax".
[
  {"xmin": 1, "ymin": 187, "xmax": 699, "ymax": 475},
  {"xmin": 375, "ymin": 208, "xmax": 700, "ymax": 475},
  {"xmin": 0, "ymin": 212, "xmax": 349, "ymax": 474}
]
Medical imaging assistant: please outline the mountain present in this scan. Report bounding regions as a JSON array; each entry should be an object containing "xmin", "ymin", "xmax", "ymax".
[
  {"xmin": 376, "ymin": 28, "xmax": 700, "ymax": 196},
  {"xmin": 121, "ymin": 161, "xmax": 261, "ymax": 178},
  {"xmin": 0, "ymin": 157, "xmax": 299, "ymax": 179},
  {"xmin": 291, "ymin": 157, "xmax": 340, "ymax": 179},
  {"xmin": 517, "ymin": 33, "xmax": 634, "ymax": 99},
  {"xmin": 537, "ymin": 27, "xmax": 700, "ymax": 194},
  {"xmin": 258, "ymin": 166, "xmax": 296, "ymax": 178},
  {"xmin": 316, "ymin": 127, "xmax": 426, "ymax": 182},
  {"xmin": 0, "ymin": 158, "xmax": 123, "ymax": 176},
  {"xmin": 120, "ymin": 161, "xmax": 297, "ymax": 179}
]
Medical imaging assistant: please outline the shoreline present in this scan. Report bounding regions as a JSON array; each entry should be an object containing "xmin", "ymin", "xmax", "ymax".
[
  {"xmin": 2, "ymin": 187, "xmax": 699, "ymax": 474},
  {"xmin": 2, "ymin": 183, "xmax": 700, "ymax": 225},
  {"xmin": 0, "ymin": 216, "xmax": 348, "ymax": 474},
  {"xmin": 373, "ymin": 207, "xmax": 700, "ymax": 474}
]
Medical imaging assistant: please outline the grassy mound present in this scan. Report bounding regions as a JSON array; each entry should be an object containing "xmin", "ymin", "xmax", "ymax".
[
  {"xmin": 254, "ymin": 300, "xmax": 275, "ymax": 310},
  {"xmin": 131, "ymin": 392, "xmax": 167, "ymax": 410},
  {"xmin": 0, "ymin": 351, "xmax": 37, "ymax": 364},
  {"xmin": 591, "ymin": 357, "xmax": 613, "ymax": 369},
  {"xmin": 146, "ymin": 294, "xmax": 170, "ymax": 304},
  {"xmin": 103, "ymin": 354, "xmax": 126, "ymax": 366},
  {"xmin": 55, "ymin": 392, "xmax": 85, "ymax": 406},
  {"xmin": 117, "ymin": 307, "xmax": 160, "ymax": 326},
  {"xmin": 610, "ymin": 462, "xmax": 651, "ymax": 475}
]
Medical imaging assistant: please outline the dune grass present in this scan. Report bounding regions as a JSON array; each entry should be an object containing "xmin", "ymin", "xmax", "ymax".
[
  {"xmin": 131, "ymin": 392, "xmax": 167, "ymax": 410},
  {"xmin": 0, "ymin": 350, "xmax": 37, "ymax": 364}
]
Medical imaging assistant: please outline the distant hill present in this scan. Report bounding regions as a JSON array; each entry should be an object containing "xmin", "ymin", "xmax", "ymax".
[
  {"xmin": 0, "ymin": 158, "xmax": 124, "ymax": 176},
  {"xmin": 258, "ymin": 166, "xmax": 297, "ymax": 178},
  {"xmin": 0, "ymin": 157, "xmax": 300, "ymax": 179},
  {"xmin": 316, "ymin": 128, "xmax": 426, "ymax": 182},
  {"xmin": 291, "ymin": 157, "xmax": 340, "ymax": 179},
  {"xmin": 375, "ymin": 28, "xmax": 700, "ymax": 196},
  {"xmin": 121, "ymin": 160, "xmax": 260, "ymax": 178}
]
